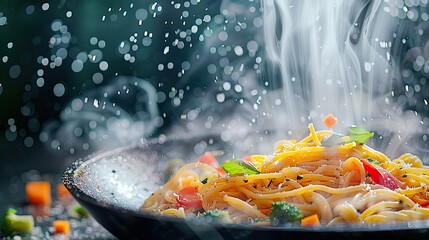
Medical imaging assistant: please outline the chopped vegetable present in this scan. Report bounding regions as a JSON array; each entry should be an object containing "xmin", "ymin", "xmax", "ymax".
[
  {"xmin": 301, "ymin": 214, "xmax": 320, "ymax": 227},
  {"xmin": 346, "ymin": 125, "xmax": 374, "ymax": 144},
  {"xmin": 367, "ymin": 158, "xmax": 381, "ymax": 165},
  {"xmin": 69, "ymin": 205, "xmax": 89, "ymax": 219},
  {"xmin": 269, "ymin": 202, "xmax": 303, "ymax": 225},
  {"xmin": 203, "ymin": 209, "xmax": 232, "ymax": 223},
  {"xmin": 176, "ymin": 186, "xmax": 202, "ymax": 209},
  {"xmin": 56, "ymin": 184, "xmax": 71, "ymax": 198},
  {"xmin": 360, "ymin": 159, "xmax": 401, "ymax": 190},
  {"xmin": 198, "ymin": 153, "xmax": 225, "ymax": 175},
  {"xmin": 0, "ymin": 208, "xmax": 34, "ymax": 236},
  {"xmin": 73, "ymin": 205, "xmax": 89, "ymax": 218},
  {"xmin": 221, "ymin": 159, "xmax": 260, "ymax": 175},
  {"xmin": 53, "ymin": 220, "xmax": 70, "ymax": 235},
  {"xmin": 323, "ymin": 113, "xmax": 338, "ymax": 129},
  {"xmin": 321, "ymin": 125, "xmax": 374, "ymax": 147},
  {"xmin": 25, "ymin": 181, "xmax": 51, "ymax": 205}
]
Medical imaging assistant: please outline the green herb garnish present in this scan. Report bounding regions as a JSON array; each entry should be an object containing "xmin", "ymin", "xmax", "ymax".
[
  {"xmin": 346, "ymin": 125, "xmax": 374, "ymax": 144},
  {"xmin": 221, "ymin": 159, "xmax": 260, "ymax": 175},
  {"xmin": 367, "ymin": 157, "xmax": 381, "ymax": 165}
]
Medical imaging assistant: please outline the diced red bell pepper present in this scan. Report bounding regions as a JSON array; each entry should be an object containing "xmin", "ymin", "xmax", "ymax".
[
  {"xmin": 176, "ymin": 186, "xmax": 202, "ymax": 209},
  {"xmin": 197, "ymin": 152, "xmax": 225, "ymax": 175},
  {"xmin": 360, "ymin": 159, "xmax": 401, "ymax": 190}
]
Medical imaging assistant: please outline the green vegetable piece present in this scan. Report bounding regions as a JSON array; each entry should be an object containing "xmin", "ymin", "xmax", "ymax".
[
  {"xmin": 269, "ymin": 202, "xmax": 303, "ymax": 225},
  {"xmin": 203, "ymin": 209, "xmax": 232, "ymax": 223},
  {"xmin": 321, "ymin": 133, "xmax": 344, "ymax": 147},
  {"xmin": 367, "ymin": 158, "xmax": 381, "ymax": 165},
  {"xmin": 254, "ymin": 217, "xmax": 270, "ymax": 223},
  {"xmin": 346, "ymin": 125, "xmax": 374, "ymax": 144},
  {"xmin": 73, "ymin": 205, "xmax": 89, "ymax": 218},
  {"xmin": 0, "ymin": 208, "xmax": 34, "ymax": 236},
  {"xmin": 221, "ymin": 159, "xmax": 260, "ymax": 175}
]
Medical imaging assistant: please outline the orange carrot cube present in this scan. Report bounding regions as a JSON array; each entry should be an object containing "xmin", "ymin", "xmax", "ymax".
[
  {"xmin": 25, "ymin": 181, "xmax": 51, "ymax": 205},
  {"xmin": 323, "ymin": 113, "xmax": 338, "ymax": 129},
  {"xmin": 53, "ymin": 220, "xmax": 70, "ymax": 235}
]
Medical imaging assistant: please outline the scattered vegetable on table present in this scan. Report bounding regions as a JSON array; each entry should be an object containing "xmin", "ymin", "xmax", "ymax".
[{"xmin": 0, "ymin": 208, "xmax": 34, "ymax": 236}]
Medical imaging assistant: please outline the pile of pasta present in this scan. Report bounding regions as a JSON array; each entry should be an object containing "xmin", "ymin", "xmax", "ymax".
[{"xmin": 141, "ymin": 124, "xmax": 429, "ymax": 225}]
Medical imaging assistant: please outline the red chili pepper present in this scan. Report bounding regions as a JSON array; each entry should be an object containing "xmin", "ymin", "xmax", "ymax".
[
  {"xmin": 360, "ymin": 159, "xmax": 401, "ymax": 190},
  {"xmin": 176, "ymin": 186, "xmax": 202, "ymax": 209},
  {"xmin": 197, "ymin": 153, "xmax": 225, "ymax": 175}
]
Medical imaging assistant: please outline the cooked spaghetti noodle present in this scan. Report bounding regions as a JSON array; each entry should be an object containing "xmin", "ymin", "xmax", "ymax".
[{"xmin": 141, "ymin": 124, "xmax": 429, "ymax": 225}]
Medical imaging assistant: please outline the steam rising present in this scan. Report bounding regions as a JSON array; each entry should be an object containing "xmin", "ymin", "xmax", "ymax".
[
  {"xmin": 43, "ymin": 76, "xmax": 159, "ymax": 153},
  {"xmin": 262, "ymin": 0, "xmax": 425, "ymax": 157}
]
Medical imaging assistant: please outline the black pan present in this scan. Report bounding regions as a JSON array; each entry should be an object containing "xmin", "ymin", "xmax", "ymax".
[{"xmin": 63, "ymin": 134, "xmax": 429, "ymax": 240}]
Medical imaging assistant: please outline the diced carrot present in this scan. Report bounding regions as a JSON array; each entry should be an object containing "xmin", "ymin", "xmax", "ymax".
[
  {"xmin": 53, "ymin": 220, "xmax": 70, "ymax": 235},
  {"xmin": 323, "ymin": 113, "xmax": 338, "ymax": 129},
  {"xmin": 301, "ymin": 214, "xmax": 320, "ymax": 227},
  {"xmin": 260, "ymin": 208, "xmax": 271, "ymax": 216},
  {"xmin": 25, "ymin": 181, "xmax": 51, "ymax": 205},
  {"xmin": 57, "ymin": 184, "xmax": 71, "ymax": 198}
]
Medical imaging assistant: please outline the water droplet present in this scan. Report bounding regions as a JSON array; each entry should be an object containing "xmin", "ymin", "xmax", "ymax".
[
  {"xmin": 207, "ymin": 64, "xmax": 217, "ymax": 74},
  {"xmin": 364, "ymin": 62, "xmax": 372, "ymax": 72},
  {"xmin": 92, "ymin": 72, "xmax": 104, "ymax": 84},
  {"xmin": 41, "ymin": 3, "xmax": 49, "ymax": 11},
  {"xmin": 71, "ymin": 59, "xmax": 84, "ymax": 72},
  {"xmin": 99, "ymin": 61, "xmax": 109, "ymax": 71},
  {"xmin": 53, "ymin": 83, "xmax": 65, "ymax": 97},
  {"xmin": 135, "ymin": 8, "xmax": 148, "ymax": 21},
  {"xmin": 24, "ymin": 137, "xmax": 34, "ymax": 147},
  {"xmin": 0, "ymin": 16, "xmax": 7, "ymax": 26},
  {"xmin": 218, "ymin": 31, "xmax": 228, "ymax": 41},
  {"xmin": 163, "ymin": 46, "xmax": 170, "ymax": 54},
  {"xmin": 234, "ymin": 46, "xmax": 244, "ymax": 56},
  {"xmin": 9, "ymin": 65, "xmax": 21, "ymax": 79},
  {"xmin": 25, "ymin": 5, "xmax": 35, "ymax": 15},
  {"xmin": 142, "ymin": 37, "xmax": 152, "ymax": 46},
  {"xmin": 36, "ymin": 78, "xmax": 44, "ymax": 87},
  {"xmin": 216, "ymin": 93, "xmax": 225, "ymax": 103}
]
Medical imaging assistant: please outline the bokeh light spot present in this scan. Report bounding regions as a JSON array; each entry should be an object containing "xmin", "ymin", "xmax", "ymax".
[
  {"xmin": 53, "ymin": 83, "xmax": 66, "ymax": 97},
  {"xmin": 9, "ymin": 65, "xmax": 21, "ymax": 79}
]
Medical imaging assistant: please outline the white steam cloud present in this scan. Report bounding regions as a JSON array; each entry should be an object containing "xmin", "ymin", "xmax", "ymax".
[{"xmin": 262, "ymin": 0, "xmax": 425, "ymax": 157}]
